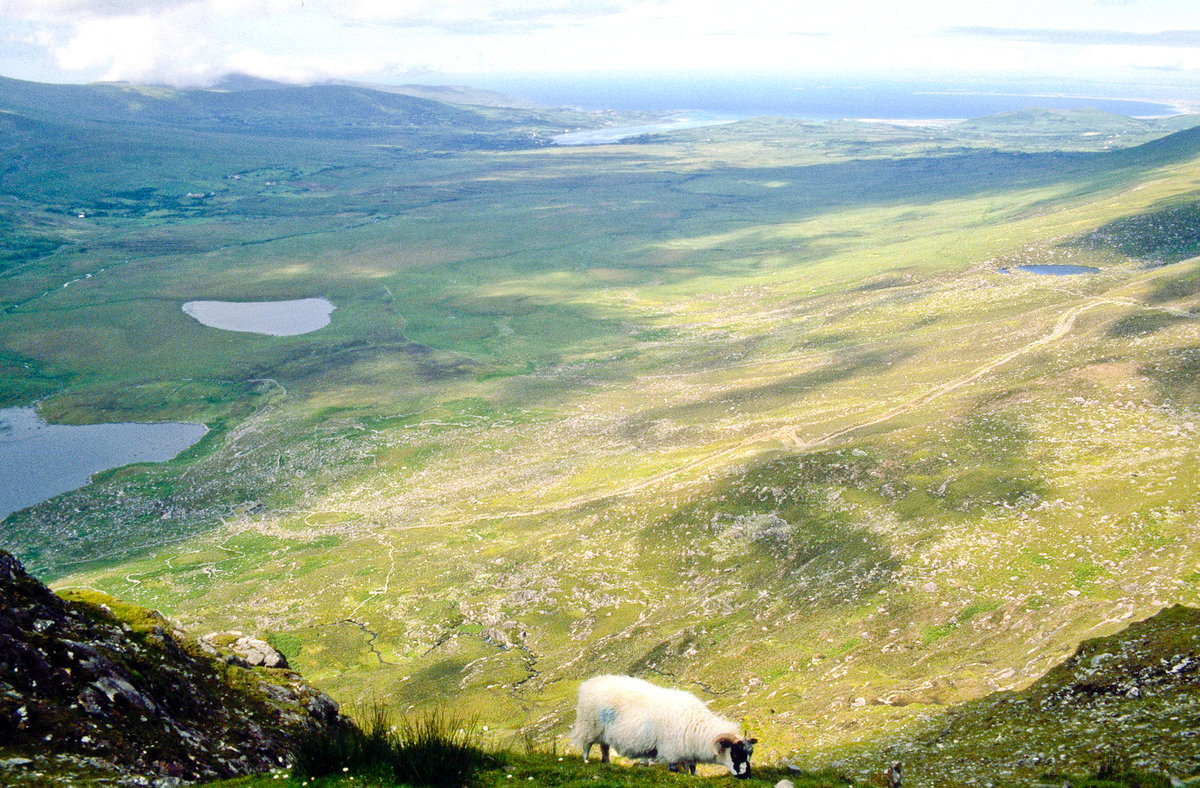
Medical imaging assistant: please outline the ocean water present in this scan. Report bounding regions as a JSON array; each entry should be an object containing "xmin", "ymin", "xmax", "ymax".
[{"xmin": 468, "ymin": 72, "xmax": 1183, "ymax": 120}]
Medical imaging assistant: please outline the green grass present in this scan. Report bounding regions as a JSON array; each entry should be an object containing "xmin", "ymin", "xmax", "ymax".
[{"xmin": 211, "ymin": 758, "xmax": 867, "ymax": 788}]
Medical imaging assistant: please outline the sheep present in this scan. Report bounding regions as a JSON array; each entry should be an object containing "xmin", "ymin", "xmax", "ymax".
[{"xmin": 569, "ymin": 674, "xmax": 756, "ymax": 779}]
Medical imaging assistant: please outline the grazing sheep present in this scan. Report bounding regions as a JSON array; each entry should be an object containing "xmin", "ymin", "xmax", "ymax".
[{"xmin": 570, "ymin": 674, "xmax": 756, "ymax": 779}]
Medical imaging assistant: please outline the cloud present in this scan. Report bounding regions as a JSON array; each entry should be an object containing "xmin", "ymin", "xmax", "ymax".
[
  {"xmin": 0, "ymin": 0, "xmax": 207, "ymax": 20},
  {"xmin": 3, "ymin": 0, "xmax": 1200, "ymax": 86},
  {"xmin": 950, "ymin": 26, "xmax": 1200, "ymax": 47},
  {"xmin": 0, "ymin": 0, "xmax": 659, "ymax": 84},
  {"xmin": 0, "ymin": 0, "xmax": 634, "ymax": 29}
]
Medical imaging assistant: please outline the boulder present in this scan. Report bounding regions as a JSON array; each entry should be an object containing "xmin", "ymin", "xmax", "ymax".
[{"xmin": 200, "ymin": 631, "xmax": 290, "ymax": 668}]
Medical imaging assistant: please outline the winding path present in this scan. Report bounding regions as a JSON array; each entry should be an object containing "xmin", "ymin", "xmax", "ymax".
[
  {"xmin": 424, "ymin": 295, "xmax": 1121, "ymax": 529},
  {"xmin": 777, "ymin": 297, "xmax": 1109, "ymax": 451}
]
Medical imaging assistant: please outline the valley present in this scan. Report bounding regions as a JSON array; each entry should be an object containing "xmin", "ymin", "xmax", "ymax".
[{"xmin": 1, "ymin": 78, "xmax": 1199, "ymax": 783}]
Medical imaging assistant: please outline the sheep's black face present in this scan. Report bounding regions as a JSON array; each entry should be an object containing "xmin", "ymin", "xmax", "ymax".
[{"xmin": 730, "ymin": 740, "xmax": 753, "ymax": 779}]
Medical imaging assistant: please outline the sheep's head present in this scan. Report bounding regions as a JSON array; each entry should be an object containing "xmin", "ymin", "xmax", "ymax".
[{"xmin": 714, "ymin": 735, "xmax": 756, "ymax": 779}]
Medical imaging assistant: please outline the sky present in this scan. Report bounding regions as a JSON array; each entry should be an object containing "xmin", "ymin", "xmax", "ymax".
[{"xmin": 1, "ymin": 0, "xmax": 1199, "ymax": 93}]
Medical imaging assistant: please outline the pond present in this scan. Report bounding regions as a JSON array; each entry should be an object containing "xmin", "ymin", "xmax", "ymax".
[
  {"xmin": 0, "ymin": 407, "xmax": 207, "ymax": 520},
  {"xmin": 1003, "ymin": 264, "xmax": 1100, "ymax": 276},
  {"xmin": 552, "ymin": 117, "xmax": 735, "ymax": 145},
  {"xmin": 182, "ymin": 297, "xmax": 335, "ymax": 335}
]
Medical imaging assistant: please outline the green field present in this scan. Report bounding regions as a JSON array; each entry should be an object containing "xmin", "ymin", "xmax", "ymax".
[{"xmin": 2, "ymin": 77, "xmax": 1200, "ymax": 783}]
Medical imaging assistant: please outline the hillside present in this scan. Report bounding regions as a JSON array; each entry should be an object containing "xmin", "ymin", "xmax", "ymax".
[
  {"xmin": 0, "ymin": 74, "xmax": 573, "ymax": 144},
  {"xmin": 206, "ymin": 606, "xmax": 1200, "ymax": 788},
  {"xmin": 0, "ymin": 76, "xmax": 1198, "ymax": 781},
  {"xmin": 0, "ymin": 550, "xmax": 344, "ymax": 785},
  {"xmin": 834, "ymin": 604, "xmax": 1200, "ymax": 785},
  {"xmin": 5, "ymin": 541, "xmax": 1195, "ymax": 787}
]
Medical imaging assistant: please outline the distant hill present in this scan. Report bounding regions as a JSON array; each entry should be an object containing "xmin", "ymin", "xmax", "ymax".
[
  {"xmin": 947, "ymin": 106, "xmax": 1200, "ymax": 154},
  {"xmin": 0, "ymin": 75, "xmax": 485, "ymax": 137},
  {"xmin": 209, "ymin": 73, "xmax": 297, "ymax": 91},
  {"xmin": 957, "ymin": 106, "xmax": 1159, "ymax": 133},
  {"xmin": 335, "ymin": 80, "xmax": 545, "ymax": 109},
  {"xmin": 0, "ymin": 74, "xmax": 572, "ymax": 149},
  {"xmin": 198, "ymin": 73, "xmax": 541, "ymax": 109}
]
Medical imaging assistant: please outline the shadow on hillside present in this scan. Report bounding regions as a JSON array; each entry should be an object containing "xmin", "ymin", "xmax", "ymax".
[{"xmin": 645, "ymin": 451, "xmax": 902, "ymax": 610}]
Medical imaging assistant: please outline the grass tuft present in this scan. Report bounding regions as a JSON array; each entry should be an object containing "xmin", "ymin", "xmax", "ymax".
[
  {"xmin": 291, "ymin": 703, "xmax": 493, "ymax": 787},
  {"xmin": 395, "ymin": 707, "xmax": 495, "ymax": 787},
  {"xmin": 1064, "ymin": 751, "xmax": 1176, "ymax": 788}
]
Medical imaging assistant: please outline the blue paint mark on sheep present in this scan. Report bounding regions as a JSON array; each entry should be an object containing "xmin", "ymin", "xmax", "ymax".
[{"xmin": 599, "ymin": 706, "xmax": 616, "ymax": 726}]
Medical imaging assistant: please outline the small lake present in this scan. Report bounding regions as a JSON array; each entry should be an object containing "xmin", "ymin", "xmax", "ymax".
[
  {"xmin": 552, "ymin": 117, "xmax": 736, "ymax": 145},
  {"xmin": 182, "ymin": 297, "xmax": 335, "ymax": 336},
  {"xmin": 1007, "ymin": 264, "xmax": 1101, "ymax": 276},
  {"xmin": 0, "ymin": 407, "xmax": 207, "ymax": 520}
]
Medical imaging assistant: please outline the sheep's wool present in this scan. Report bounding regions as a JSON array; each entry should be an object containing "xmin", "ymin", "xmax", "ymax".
[{"xmin": 569, "ymin": 674, "xmax": 752, "ymax": 778}]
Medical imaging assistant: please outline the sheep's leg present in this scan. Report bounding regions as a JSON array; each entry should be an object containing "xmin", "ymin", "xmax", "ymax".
[
  {"xmin": 669, "ymin": 763, "xmax": 680, "ymax": 773},
  {"xmin": 687, "ymin": 762, "xmax": 697, "ymax": 775},
  {"xmin": 582, "ymin": 742, "xmax": 592, "ymax": 764},
  {"xmin": 600, "ymin": 743, "xmax": 610, "ymax": 764}
]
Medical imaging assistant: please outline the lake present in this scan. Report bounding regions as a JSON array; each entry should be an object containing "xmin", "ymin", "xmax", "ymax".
[
  {"xmin": 0, "ymin": 407, "xmax": 208, "ymax": 520},
  {"xmin": 1010, "ymin": 264, "xmax": 1101, "ymax": 275},
  {"xmin": 182, "ymin": 297, "xmax": 335, "ymax": 336},
  {"xmin": 553, "ymin": 116, "xmax": 736, "ymax": 145}
]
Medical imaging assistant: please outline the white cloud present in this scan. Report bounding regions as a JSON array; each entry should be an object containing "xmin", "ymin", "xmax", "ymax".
[
  {"xmin": 0, "ymin": 0, "xmax": 205, "ymax": 21},
  {"xmin": 44, "ymin": 8, "xmax": 215, "ymax": 83},
  {"xmin": 1, "ymin": 0, "xmax": 1199, "ymax": 86}
]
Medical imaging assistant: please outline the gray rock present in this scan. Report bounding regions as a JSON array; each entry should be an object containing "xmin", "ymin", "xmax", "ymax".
[
  {"xmin": 201, "ymin": 632, "xmax": 289, "ymax": 669},
  {"xmin": 92, "ymin": 675, "xmax": 157, "ymax": 713}
]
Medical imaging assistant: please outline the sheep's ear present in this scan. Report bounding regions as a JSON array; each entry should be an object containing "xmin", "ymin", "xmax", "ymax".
[
  {"xmin": 747, "ymin": 738, "xmax": 759, "ymax": 746},
  {"xmin": 713, "ymin": 736, "xmax": 735, "ymax": 755}
]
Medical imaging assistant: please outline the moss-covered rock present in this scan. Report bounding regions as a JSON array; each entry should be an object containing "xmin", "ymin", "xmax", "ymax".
[{"xmin": 0, "ymin": 551, "xmax": 345, "ymax": 785}]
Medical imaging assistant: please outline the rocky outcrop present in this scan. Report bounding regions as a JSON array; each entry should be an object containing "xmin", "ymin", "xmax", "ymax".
[
  {"xmin": 200, "ymin": 630, "xmax": 290, "ymax": 668},
  {"xmin": 0, "ymin": 551, "xmax": 345, "ymax": 785}
]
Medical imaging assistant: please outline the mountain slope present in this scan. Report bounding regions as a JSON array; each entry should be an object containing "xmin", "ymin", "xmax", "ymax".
[{"xmin": 834, "ymin": 605, "xmax": 1200, "ymax": 786}]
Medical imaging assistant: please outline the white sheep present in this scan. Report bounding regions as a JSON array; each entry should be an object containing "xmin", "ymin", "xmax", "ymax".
[{"xmin": 569, "ymin": 674, "xmax": 756, "ymax": 778}]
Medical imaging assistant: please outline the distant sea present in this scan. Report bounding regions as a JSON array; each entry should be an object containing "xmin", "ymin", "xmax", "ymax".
[{"xmin": 462, "ymin": 72, "xmax": 1186, "ymax": 120}]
